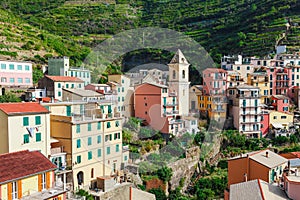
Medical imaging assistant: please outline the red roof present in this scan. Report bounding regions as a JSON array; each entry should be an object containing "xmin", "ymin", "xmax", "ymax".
[
  {"xmin": 46, "ymin": 75, "xmax": 84, "ymax": 82},
  {"xmin": 0, "ymin": 150, "xmax": 57, "ymax": 184},
  {"xmin": 0, "ymin": 102, "xmax": 49, "ymax": 115},
  {"xmin": 204, "ymin": 68, "xmax": 227, "ymax": 73}
]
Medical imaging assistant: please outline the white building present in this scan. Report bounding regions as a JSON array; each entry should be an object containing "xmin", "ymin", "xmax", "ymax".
[{"xmin": 168, "ymin": 49, "xmax": 190, "ymax": 116}]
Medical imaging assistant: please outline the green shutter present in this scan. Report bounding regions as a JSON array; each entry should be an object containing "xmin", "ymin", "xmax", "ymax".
[
  {"xmin": 97, "ymin": 122, "xmax": 101, "ymax": 130},
  {"xmin": 77, "ymin": 155, "xmax": 81, "ymax": 163},
  {"xmin": 107, "ymin": 147, "xmax": 110, "ymax": 155},
  {"xmin": 66, "ymin": 106, "xmax": 71, "ymax": 116},
  {"xmin": 116, "ymin": 144, "xmax": 119, "ymax": 152},
  {"xmin": 88, "ymin": 151, "xmax": 92, "ymax": 160},
  {"xmin": 97, "ymin": 135, "xmax": 101, "ymax": 144},
  {"xmin": 35, "ymin": 116, "xmax": 41, "ymax": 125},
  {"xmin": 88, "ymin": 123, "xmax": 91, "ymax": 131},
  {"xmin": 23, "ymin": 134, "xmax": 29, "ymax": 144},
  {"xmin": 76, "ymin": 124, "xmax": 80, "ymax": 133},
  {"xmin": 23, "ymin": 117, "xmax": 29, "ymax": 126},
  {"xmin": 36, "ymin": 133, "xmax": 41, "ymax": 142},
  {"xmin": 88, "ymin": 137, "xmax": 92, "ymax": 145},
  {"xmin": 77, "ymin": 139, "xmax": 81, "ymax": 148},
  {"xmin": 98, "ymin": 149, "xmax": 101, "ymax": 157}
]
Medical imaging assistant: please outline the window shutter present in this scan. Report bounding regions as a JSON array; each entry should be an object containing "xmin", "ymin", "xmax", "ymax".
[
  {"xmin": 46, "ymin": 172, "xmax": 51, "ymax": 189},
  {"xmin": 38, "ymin": 174, "xmax": 42, "ymax": 191},
  {"xmin": 8, "ymin": 182, "xmax": 12, "ymax": 200},
  {"xmin": 17, "ymin": 180, "xmax": 22, "ymax": 199}
]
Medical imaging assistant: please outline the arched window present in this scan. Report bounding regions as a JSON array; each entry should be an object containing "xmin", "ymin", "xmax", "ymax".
[
  {"xmin": 182, "ymin": 70, "xmax": 185, "ymax": 79},
  {"xmin": 173, "ymin": 70, "xmax": 176, "ymax": 79}
]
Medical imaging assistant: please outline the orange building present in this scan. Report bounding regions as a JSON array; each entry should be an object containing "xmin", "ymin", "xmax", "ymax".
[
  {"xmin": 134, "ymin": 82, "xmax": 183, "ymax": 135},
  {"xmin": 227, "ymin": 150, "xmax": 287, "ymax": 187},
  {"xmin": 0, "ymin": 150, "xmax": 66, "ymax": 200}
]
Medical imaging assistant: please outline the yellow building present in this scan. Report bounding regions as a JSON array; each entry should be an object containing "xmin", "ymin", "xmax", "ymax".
[
  {"xmin": 0, "ymin": 150, "xmax": 66, "ymax": 200},
  {"xmin": 43, "ymin": 101, "xmax": 124, "ymax": 190},
  {"xmin": 198, "ymin": 95, "xmax": 227, "ymax": 122},
  {"xmin": 247, "ymin": 71, "xmax": 270, "ymax": 104},
  {"xmin": 269, "ymin": 111, "xmax": 294, "ymax": 130},
  {"xmin": 0, "ymin": 102, "xmax": 51, "ymax": 156}
]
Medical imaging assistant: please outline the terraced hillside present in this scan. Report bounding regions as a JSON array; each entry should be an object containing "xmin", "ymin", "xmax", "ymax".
[
  {"xmin": 1, "ymin": 0, "xmax": 300, "ymax": 64},
  {"xmin": 0, "ymin": 8, "xmax": 90, "ymax": 66}
]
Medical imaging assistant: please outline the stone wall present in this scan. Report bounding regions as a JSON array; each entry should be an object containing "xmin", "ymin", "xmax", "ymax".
[{"xmin": 167, "ymin": 146, "xmax": 200, "ymax": 191}]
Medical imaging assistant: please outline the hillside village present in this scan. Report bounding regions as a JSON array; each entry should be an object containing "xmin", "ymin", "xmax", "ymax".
[{"xmin": 2, "ymin": 48, "xmax": 300, "ymax": 200}]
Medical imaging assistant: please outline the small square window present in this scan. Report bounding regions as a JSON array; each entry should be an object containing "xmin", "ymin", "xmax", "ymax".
[
  {"xmin": 17, "ymin": 65, "xmax": 22, "ymax": 70},
  {"xmin": 25, "ymin": 65, "xmax": 30, "ymax": 71}
]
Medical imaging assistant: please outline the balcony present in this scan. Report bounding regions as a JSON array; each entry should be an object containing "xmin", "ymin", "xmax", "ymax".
[
  {"xmin": 163, "ymin": 102, "xmax": 178, "ymax": 107},
  {"xmin": 236, "ymin": 94, "xmax": 261, "ymax": 99},
  {"xmin": 212, "ymin": 109, "xmax": 225, "ymax": 112},
  {"xmin": 163, "ymin": 110, "xmax": 179, "ymax": 116},
  {"xmin": 169, "ymin": 119, "xmax": 183, "ymax": 124},
  {"xmin": 169, "ymin": 92, "xmax": 177, "ymax": 97},
  {"xmin": 51, "ymin": 146, "xmax": 64, "ymax": 155}
]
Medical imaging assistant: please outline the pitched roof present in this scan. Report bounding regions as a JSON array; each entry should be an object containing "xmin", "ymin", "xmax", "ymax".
[
  {"xmin": 63, "ymin": 88, "xmax": 103, "ymax": 97},
  {"xmin": 0, "ymin": 150, "xmax": 57, "ymax": 184},
  {"xmin": 230, "ymin": 179, "xmax": 288, "ymax": 200},
  {"xmin": 0, "ymin": 102, "xmax": 50, "ymax": 116},
  {"xmin": 249, "ymin": 150, "xmax": 288, "ymax": 169},
  {"xmin": 169, "ymin": 49, "xmax": 189, "ymax": 64},
  {"xmin": 204, "ymin": 68, "xmax": 227, "ymax": 73},
  {"xmin": 45, "ymin": 75, "xmax": 84, "ymax": 82}
]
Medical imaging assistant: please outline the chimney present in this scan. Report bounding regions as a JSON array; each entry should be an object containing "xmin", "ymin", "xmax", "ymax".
[
  {"xmin": 244, "ymin": 173, "xmax": 248, "ymax": 182},
  {"xmin": 266, "ymin": 151, "xmax": 269, "ymax": 158}
]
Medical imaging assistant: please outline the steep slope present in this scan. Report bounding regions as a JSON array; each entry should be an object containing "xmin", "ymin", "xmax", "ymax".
[{"xmin": 0, "ymin": 8, "xmax": 90, "ymax": 66}]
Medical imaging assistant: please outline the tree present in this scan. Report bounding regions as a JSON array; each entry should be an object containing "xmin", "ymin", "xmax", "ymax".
[
  {"xmin": 157, "ymin": 166, "xmax": 172, "ymax": 183},
  {"xmin": 148, "ymin": 188, "xmax": 167, "ymax": 200},
  {"xmin": 32, "ymin": 65, "xmax": 44, "ymax": 84},
  {"xmin": 0, "ymin": 92, "xmax": 21, "ymax": 103},
  {"xmin": 194, "ymin": 131, "xmax": 205, "ymax": 145},
  {"xmin": 290, "ymin": 134, "xmax": 298, "ymax": 144},
  {"xmin": 196, "ymin": 188, "xmax": 215, "ymax": 200}
]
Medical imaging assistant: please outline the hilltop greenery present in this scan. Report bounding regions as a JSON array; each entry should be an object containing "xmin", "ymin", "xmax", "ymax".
[{"xmin": 0, "ymin": 0, "xmax": 299, "ymax": 82}]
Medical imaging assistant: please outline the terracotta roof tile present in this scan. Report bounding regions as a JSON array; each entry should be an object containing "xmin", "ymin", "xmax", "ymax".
[
  {"xmin": 46, "ymin": 75, "xmax": 84, "ymax": 82},
  {"xmin": 0, "ymin": 102, "xmax": 49, "ymax": 115},
  {"xmin": 0, "ymin": 150, "xmax": 57, "ymax": 184}
]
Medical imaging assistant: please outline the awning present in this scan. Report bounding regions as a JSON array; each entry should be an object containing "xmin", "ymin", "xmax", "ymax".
[
  {"xmin": 50, "ymin": 137, "xmax": 59, "ymax": 143},
  {"xmin": 271, "ymin": 123, "xmax": 284, "ymax": 129}
]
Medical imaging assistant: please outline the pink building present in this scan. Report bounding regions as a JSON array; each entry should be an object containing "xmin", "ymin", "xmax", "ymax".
[
  {"xmin": 261, "ymin": 111, "xmax": 270, "ymax": 136},
  {"xmin": 262, "ymin": 66, "xmax": 292, "ymax": 96},
  {"xmin": 0, "ymin": 60, "xmax": 33, "ymax": 87},
  {"xmin": 202, "ymin": 68, "xmax": 227, "ymax": 95},
  {"xmin": 271, "ymin": 95, "xmax": 290, "ymax": 112},
  {"xmin": 134, "ymin": 83, "xmax": 183, "ymax": 135}
]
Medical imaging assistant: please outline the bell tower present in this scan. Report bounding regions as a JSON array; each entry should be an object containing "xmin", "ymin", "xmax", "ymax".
[{"xmin": 168, "ymin": 49, "xmax": 190, "ymax": 116}]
